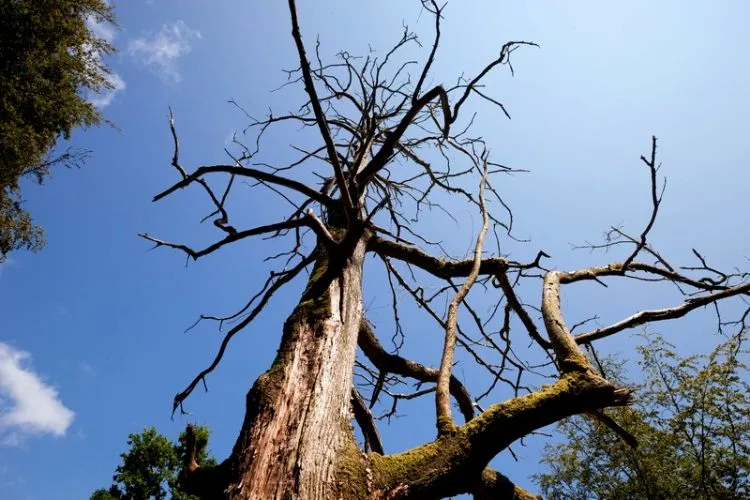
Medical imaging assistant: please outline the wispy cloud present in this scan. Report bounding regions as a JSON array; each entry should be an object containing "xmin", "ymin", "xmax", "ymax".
[
  {"xmin": 78, "ymin": 362, "xmax": 95, "ymax": 377},
  {"xmin": 85, "ymin": 8, "xmax": 126, "ymax": 108},
  {"xmin": 86, "ymin": 14, "xmax": 117, "ymax": 44},
  {"xmin": 0, "ymin": 344, "xmax": 75, "ymax": 445},
  {"xmin": 128, "ymin": 21, "xmax": 201, "ymax": 83},
  {"xmin": 89, "ymin": 71, "xmax": 126, "ymax": 108}
]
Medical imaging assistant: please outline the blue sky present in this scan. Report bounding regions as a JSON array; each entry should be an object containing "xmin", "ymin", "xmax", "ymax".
[{"xmin": 1, "ymin": 1, "xmax": 749, "ymax": 498}]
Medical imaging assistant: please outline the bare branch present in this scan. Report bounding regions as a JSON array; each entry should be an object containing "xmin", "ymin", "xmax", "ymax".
[
  {"xmin": 356, "ymin": 84, "xmax": 451, "ymax": 184},
  {"xmin": 167, "ymin": 109, "xmax": 237, "ymax": 234},
  {"xmin": 493, "ymin": 270, "xmax": 552, "ymax": 350},
  {"xmin": 152, "ymin": 164, "xmax": 335, "ymax": 208},
  {"xmin": 622, "ymin": 135, "xmax": 663, "ymax": 269},
  {"xmin": 450, "ymin": 41, "xmax": 539, "ymax": 123},
  {"xmin": 587, "ymin": 410, "xmax": 638, "ymax": 448},
  {"xmin": 368, "ymin": 235, "xmax": 508, "ymax": 278},
  {"xmin": 436, "ymin": 160, "xmax": 489, "ymax": 436},
  {"xmin": 287, "ymin": 0, "xmax": 354, "ymax": 218},
  {"xmin": 171, "ymin": 252, "xmax": 315, "ymax": 415},
  {"xmin": 351, "ymin": 388, "xmax": 384, "ymax": 454},
  {"xmin": 138, "ymin": 218, "xmax": 309, "ymax": 261},
  {"xmin": 412, "ymin": 0, "xmax": 442, "ymax": 102},
  {"xmin": 575, "ymin": 281, "xmax": 750, "ymax": 344}
]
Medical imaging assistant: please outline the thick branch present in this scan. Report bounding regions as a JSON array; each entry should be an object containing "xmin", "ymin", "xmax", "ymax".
[
  {"xmin": 153, "ymin": 164, "xmax": 335, "ymax": 208},
  {"xmin": 178, "ymin": 424, "xmax": 230, "ymax": 499},
  {"xmin": 358, "ymin": 320, "xmax": 474, "ymax": 423},
  {"xmin": 494, "ymin": 270, "xmax": 552, "ymax": 350},
  {"xmin": 370, "ymin": 371, "xmax": 632, "ymax": 498},
  {"xmin": 473, "ymin": 468, "xmax": 540, "ymax": 500},
  {"xmin": 542, "ymin": 271, "xmax": 595, "ymax": 373},
  {"xmin": 367, "ymin": 235, "xmax": 509, "ymax": 278},
  {"xmin": 287, "ymin": 0, "xmax": 354, "ymax": 216},
  {"xmin": 351, "ymin": 388, "xmax": 384, "ymax": 454},
  {"xmin": 558, "ymin": 261, "xmax": 741, "ymax": 293}
]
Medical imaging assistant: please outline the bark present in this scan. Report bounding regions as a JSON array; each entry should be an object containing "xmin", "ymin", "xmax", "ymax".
[
  {"xmin": 473, "ymin": 469, "xmax": 541, "ymax": 500},
  {"xmin": 218, "ymin": 234, "xmax": 369, "ymax": 499}
]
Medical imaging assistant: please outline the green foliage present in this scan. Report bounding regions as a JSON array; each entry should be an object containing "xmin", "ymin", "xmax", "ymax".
[
  {"xmin": 0, "ymin": 0, "xmax": 116, "ymax": 261},
  {"xmin": 536, "ymin": 332, "xmax": 750, "ymax": 499},
  {"xmin": 89, "ymin": 485, "xmax": 122, "ymax": 499},
  {"xmin": 91, "ymin": 426, "xmax": 215, "ymax": 500}
]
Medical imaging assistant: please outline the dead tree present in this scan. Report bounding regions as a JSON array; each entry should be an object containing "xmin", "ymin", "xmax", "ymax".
[{"xmin": 140, "ymin": 1, "xmax": 750, "ymax": 498}]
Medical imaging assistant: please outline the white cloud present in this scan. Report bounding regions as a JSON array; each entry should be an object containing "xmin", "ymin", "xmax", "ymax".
[
  {"xmin": 87, "ymin": 17, "xmax": 116, "ymax": 44},
  {"xmin": 85, "ymin": 9, "xmax": 125, "ymax": 108},
  {"xmin": 128, "ymin": 21, "xmax": 201, "ymax": 84},
  {"xmin": 89, "ymin": 71, "xmax": 126, "ymax": 108},
  {"xmin": 0, "ymin": 344, "xmax": 75, "ymax": 444}
]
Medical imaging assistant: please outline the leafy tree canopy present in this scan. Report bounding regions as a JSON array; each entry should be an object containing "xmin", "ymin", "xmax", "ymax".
[
  {"xmin": 536, "ymin": 332, "xmax": 750, "ymax": 499},
  {"xmin": 90, "ymin": 425, "xmax": 216, "ymax": 500},
  {"xmin": 0, "ymin": 0, "xmax": 116, "ymax": 261}
]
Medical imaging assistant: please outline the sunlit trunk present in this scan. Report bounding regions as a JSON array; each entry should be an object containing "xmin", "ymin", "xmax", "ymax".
[{"xmin": 225, "ymin": 237, "xmax": 367, "ymax": 499}]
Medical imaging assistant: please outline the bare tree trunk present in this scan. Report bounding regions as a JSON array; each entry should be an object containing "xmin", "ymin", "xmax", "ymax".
[{"xmin": 224, "ymin": 236, "xmax": 367, "ymax": 499}]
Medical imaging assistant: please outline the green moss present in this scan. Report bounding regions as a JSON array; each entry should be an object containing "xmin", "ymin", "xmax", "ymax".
[
  {"xmin": 253, "ymin": 357, "xmax": 288, "ymax": 408},
  {"xmin": 251, "ymin": 253, "xmax": 337, "ymax": 408},
  {"xmin": 369, "ymin": 434, "xmax": 471, "ymax": 494},
  {"xmin": 366, "ymin": 372, "xmax": 615, "ymax": 497},
  {"xmin": 436, "ymin": 416, "xmax": 457, "ymax": 437},
  {"xmin": 462, "ymin": 373, "xmax": 590, "ymax": 437},
  {"xmin": 333, "ymin": 440, "xmax": 370, "ymax": 499},
  {"xmin": 303, "ymin": 254, "xmax": 330, "ymax": 295},
  {"xmin": 288, "ymin": 253, "xmax": 333, "ymax": 325}
]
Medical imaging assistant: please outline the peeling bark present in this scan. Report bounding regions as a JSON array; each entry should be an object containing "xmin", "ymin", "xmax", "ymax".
[{"xmin": 220, "ymin": 236, "xmax": 368, "ymax": 499}]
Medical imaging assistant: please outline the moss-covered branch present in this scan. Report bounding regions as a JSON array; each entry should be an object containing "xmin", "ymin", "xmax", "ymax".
[
  {"xmin": 367, "ymin": 371, "xmax": 632, "ymax": 498},
  {"xmin": 473, "ymin": 468, "xmax": 540, "ymax": 500}
]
